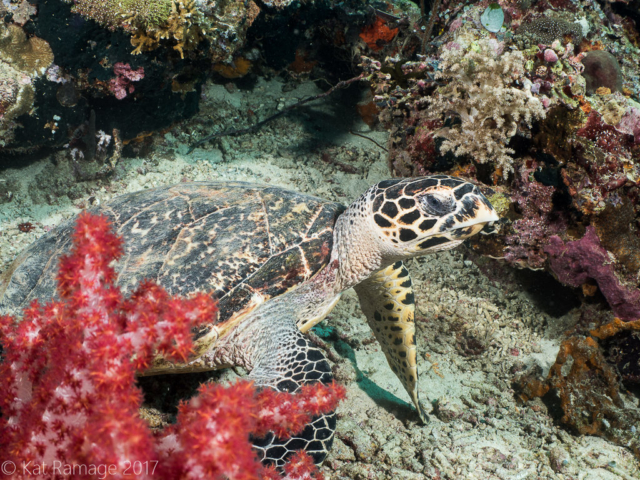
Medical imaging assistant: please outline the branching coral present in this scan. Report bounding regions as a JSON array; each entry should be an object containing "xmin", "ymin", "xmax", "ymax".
[
  {"xmin": 129, "ymin": 0, "xmax": 205, "ymax": 58},
  {"xmin": 0, "ymin": 23, "xmax": 53, "ymax": 146},
  {"xmin": 0, "ymin": 212, "xmax": 344, "ymax": 479},
  {"xmin": 69, "ymin": 0, "xmax": 173, "ymax": 30},
  {"xmin": 427, "ymin": 39, "xmax": 546, "ymax": 178},
  {"xmin": 68, "ymin": 0, "xmax": 204, "ymax": 58},
  {"xmin": 66, "ymin": 0, "xmax": 260, "ymax": 61}
]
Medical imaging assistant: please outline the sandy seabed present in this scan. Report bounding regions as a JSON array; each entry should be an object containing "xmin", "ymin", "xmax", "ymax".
[{"xmin": 1, "ymin": 77, "xmax": 639, "ymax": 480}]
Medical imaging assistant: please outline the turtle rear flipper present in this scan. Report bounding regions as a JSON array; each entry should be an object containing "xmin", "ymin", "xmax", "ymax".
[
  {"xmin": 354, "ymin": 261, "xmax": 427, "ymax": 423},
  {"xmin": 244, "ymin": 301, "xmax": 336, "ymax": 466}
]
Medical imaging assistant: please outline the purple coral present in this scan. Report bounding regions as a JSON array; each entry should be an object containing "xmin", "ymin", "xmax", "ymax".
[
  {"xmin": 108, "ymin": 62, "xmax": 145, "ymax": 100},
  {"xmin": 545, "ymin": 227, "xmax": 640, "ymax": 321},
  {"xmin": 617, "ymin": 107, "xmax": 640, "ymax": 144},
  {"xmin": 504, "ymin": 163, "xmax": 567, "ymax": 269}
]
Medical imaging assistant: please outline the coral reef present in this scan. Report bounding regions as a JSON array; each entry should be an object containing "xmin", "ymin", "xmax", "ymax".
[
  {"xmin": 69, "ymin": 0, "xmax": 173, "ymax": 30},
  {"xmin": 426, "ymin": 38, "xmax": 546, "ymax": 177},
  {"xmin": 67, "ymin": 0, "xmax": 261, "ymax": 61},
  {"xmin": 362, "ymin": 7, "xmax": 640, "ymax": 453},
  {"xmin": 361, "ymin": 0, "xmax": 640, "ymax": 322},
  {"xmin": 128, "ymin": 0, "xmax": 203, "ymax": 58},
  {"xmin": 0, "ymin": 212, "xmax": 344, "ymax": 478},
  {"xmin": 515, "ymin": 333, "xmax": 640, "ymax": 458},
  {"xmin": 0, "ymin": 23, "xmax": 53, "ymax": 146},
  {"xmin": 1, "ymin": 0, "xmax": 366, "ymax": 154},
  {"xmin": 0, "ymin": 1, "xmax": 205, "ymax": 154}
]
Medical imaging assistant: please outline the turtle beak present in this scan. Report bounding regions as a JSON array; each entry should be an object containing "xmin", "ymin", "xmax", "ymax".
[
  {"xmin": 475, "ymin": 197, "xmax": 500, "ymax": 235},
  {"xmin": 476, "ymin": 203, "xmax": 500, "ymax": 231},
  {"xmin": 449, "ymin": 195, "xmax": 500, "ymax": 238},
  {"xmin": 481, "ymin": 220, "xmax": 499, "ymax": 235},
  {"xmin": 475, "ymin": 198, "xmax": 500, "ymax": 236},
  {"xmin": 456, "ymin": 197, "xmax": 500, "ymax": 228}
]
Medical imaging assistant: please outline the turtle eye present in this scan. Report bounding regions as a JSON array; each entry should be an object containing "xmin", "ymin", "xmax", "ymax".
[{"xmin": 419, "ymin": 192, "xmax": 455, "ymax": 216}]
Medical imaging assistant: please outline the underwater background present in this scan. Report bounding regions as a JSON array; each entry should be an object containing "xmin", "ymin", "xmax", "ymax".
[{"xmin": 1, "ymin": 0, "xmax": 640, "ymax": 478}]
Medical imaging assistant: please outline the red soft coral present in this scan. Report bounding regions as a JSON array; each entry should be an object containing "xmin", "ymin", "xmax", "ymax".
[
  {"xmin": 0, "ymin": 212, "xmax": 344, "ymax": 480},
  {"xmin": 158, "ymin": 381, "xmax": 344, "ymax": 480},
  {"xmin": 0, "ymin": 212, "xmax": 217, "ymax": 475}
]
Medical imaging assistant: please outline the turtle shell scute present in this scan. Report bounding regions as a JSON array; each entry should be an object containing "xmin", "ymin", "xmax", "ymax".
[{"xmin": 0, "ymin": 182, "xmax": 346, "ymax": 335}]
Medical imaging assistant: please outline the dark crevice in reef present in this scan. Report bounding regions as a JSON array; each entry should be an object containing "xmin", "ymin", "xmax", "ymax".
[{"xmin": 513, "ymin": 269, "xmax": 582, "ymax": 317}]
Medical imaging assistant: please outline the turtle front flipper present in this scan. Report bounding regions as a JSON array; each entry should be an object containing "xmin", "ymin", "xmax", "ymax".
[
  {"xmin": 354, "ymin": 261, "xmax": 427, "ymax": 423},
  {"xmin": 247, "ymin": 311, "xmax": 336, "ymax": 467}
]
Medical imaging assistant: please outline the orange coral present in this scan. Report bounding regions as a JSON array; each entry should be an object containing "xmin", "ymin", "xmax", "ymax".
[
  {"xmin": 578, "ymin": 97, "xmax": 592, "ymax": 114},
  {"xmin": 213, "ymin": 57, "xmax": 252, "ymax": 78},
  {"xmin": 579, "ymin": 40, "xmax": 605, "ymax": 52},
  {"xmin": 515, "ymin": 334, "xmax": 640, "ymax": 458},
  {"xmin": 356, "ymin": 92, "xmax": 379, "ymax": 127},
  {"xmin": 359, "ymin": 17, "xmax": 398, "ymax": 52},
  {"xmin": 547, "ymin": 336, "xmax": 625, "ymax": 436},
  {"xmin": 288, "ymin": 49, "xmax": 317, "ymax": 75},
  {"xmin": 591, "ymin": 317, "xmax": 640, "ymax": 340}
]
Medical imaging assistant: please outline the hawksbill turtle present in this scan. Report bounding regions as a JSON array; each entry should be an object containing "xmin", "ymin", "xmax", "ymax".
[{"xmin": 0, "ymin": 176, "xmax": 498, "ymax": 466}]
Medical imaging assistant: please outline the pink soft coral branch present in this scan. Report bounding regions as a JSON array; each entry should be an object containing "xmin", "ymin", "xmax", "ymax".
[{"xmin": 108, "ymin": 62, "xmax": 145, "ymax": 100}]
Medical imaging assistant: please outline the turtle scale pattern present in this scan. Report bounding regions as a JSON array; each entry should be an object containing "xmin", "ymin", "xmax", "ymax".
[{"xmin": 0, "ymin": 182, "xmax": 344, "ymax": 335}]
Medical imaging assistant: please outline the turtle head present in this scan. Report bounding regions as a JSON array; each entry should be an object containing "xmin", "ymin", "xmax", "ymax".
[
  {"xmin": 333, "ymin": 175, "xmax": 498, "ymax": 290},
  {"xmin": 366, "ymin": 176, "xmax": 499, "ymax": 259}
]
